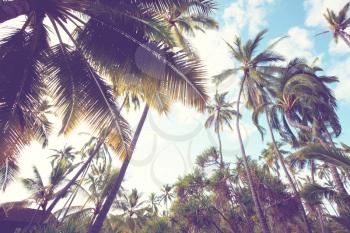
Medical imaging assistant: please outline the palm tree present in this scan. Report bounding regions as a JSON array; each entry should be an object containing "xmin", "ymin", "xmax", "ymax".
[
  {"xmin": 148, "ymin": 192, "xmax": 161, "ymax": 216},
  {"xmin": 214, "ymin": 30, "xmax": 284, "ymax": 233},
  {"xmin": 0, "ymin": 0, "xmax": 208, "ymax": 190},
  {"xmin": 89, "ymin": 1, "xmax": 214, "ymax": 230},
  {"xmin": 260, "ymin": 143, "xmax": 282, "ymax": 178},
  {"xmin": 160, "ymin": 184, "xmax": 175, "ymax": 215},
  {"xmin": 205, "ymin": 92, "xmax": 239, "ymax": 167},
  {"xmin": 269, "ymin": 59, "xmax": 348, "ymax": 202},
  {"xmin": 22, "ymin": 160, "xmax": 76, "ymax": 211},
  {"xmin": 323, "ymin": 2, "xmax": 350, "ymax": 47},
  {"xmin": 49, "ymin": 145, "xmax": 76, "ymax": 167},
  {"xmin": 115, "ymin": 188, "xmax": 149, "ymax": 232}
]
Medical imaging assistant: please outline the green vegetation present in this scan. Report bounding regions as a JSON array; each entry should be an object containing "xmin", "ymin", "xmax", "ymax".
[{"xmin": 1, "ymin": 0, "xmax": 350, "ymax": 232}]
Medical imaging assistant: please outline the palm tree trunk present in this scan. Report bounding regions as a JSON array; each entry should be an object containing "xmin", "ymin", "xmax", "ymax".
[
  {"xmin": 46, "ymin": 136, "xmax": 106, "ymax": 213},
  {"xmin": 217, "ymin": 130, "xmax": 224, "ymax": 168},
  {"xmin": 0, "ymin": 0, "xmax": 29, "ymax": 24},
  {"xmin": 265, "ymin": 110, "xmax": 312, "ymax": 233},
  {"xmin": 236, "ymin": 76, "xmax": 270, "ymax": 233},
  {"xmin": 89, "ymin": 105, "xmax": 150, "ymax": 233}
]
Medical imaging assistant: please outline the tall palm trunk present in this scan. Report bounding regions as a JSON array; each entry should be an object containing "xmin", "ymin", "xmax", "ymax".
[
  {"xmin": 0, "ymin": 0, "xmax": 29, "ymax": 24},
  {"xmin": 265, "ymin": 110, "xmax": 312, "ymax": 233},
  {"xmin": 46, "ymin": 137, "xmax": 106, "ymax": 213},
  {"xmin": 236, "ymin": 76, "xmax": 270, "ymax": 233},
  {"xmin": 217, "ymin": 130, "xmax": 224, "ymax": 168},
  {"xmin": 89, "ymin": 105, "xmax": 150, "ymax": 233}
]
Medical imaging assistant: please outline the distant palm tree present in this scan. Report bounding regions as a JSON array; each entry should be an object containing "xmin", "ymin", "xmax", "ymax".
[
  {"xmin": 160, "ymin": 184, "xmax": 175, "ymax": 215},
  {"xmin": 22, "ymin": 160, "xmax": 76, "ymax": 211},
  {"xmin": 260, "ymin": 143, "xmax": 283, "ymax": 178},
  {"xmin": 148, "ymin": 192, "xmax": 161, "ymax": 216},
  {"xmin": 323, "ymin": 2, "xmax": 350, "ymax": 47},
  {"xmin": 205, "ymin": 92, "xmax": 239, "ymax": 167},
  {"xmin": 115, "ymin": 188, "xmax": 148, "ymax": 232},
  {"xmin": 214, "ymin": 30, "xmax": 284, "ymax": 233},
  {"xmin": 49, "ymin": 146, "xmax": 76, "ymax": 167}
]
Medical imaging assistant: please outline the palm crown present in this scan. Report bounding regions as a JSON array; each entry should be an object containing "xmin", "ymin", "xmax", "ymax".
[{"xmin": 0, "ymin": 0, "xmax": 211, "ymax": 174}]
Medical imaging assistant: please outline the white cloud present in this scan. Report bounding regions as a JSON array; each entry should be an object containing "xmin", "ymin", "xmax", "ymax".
[
  {"xmin": 271, "ymin": 27, "xmax": 321, "ymax": 62},
  {"xmin": 224, "ymin": 0, "xmax": 276, "ymax": 37},
  {"xmin": 329, "ymin": 34, "xmax": 350, "ymax": 54},
  {"xmin": 304, "ymin": 0, "xmax": 349, "ymax": 27},
  {"xmin": 329, "ymin": 57, "xmax": 350, "ymax": 103}
]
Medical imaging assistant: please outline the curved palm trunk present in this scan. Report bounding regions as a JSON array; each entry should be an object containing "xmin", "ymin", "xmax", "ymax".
[
  {"xmin": 236, "ymin": 76, "xmax": 270, "ymax": 233},
  {"xmin": 0, "ymin": 0, "xmax": 29, "ymax": 24},
  {"xmin": 265, "ymin": 110, "xmax": 312, "ymax": 233},
  {"xmin": 89, "ymin": 105, "xmax": 150, "ymax": 233},
  {"xmin": 217, "ymin": 130, "xmax": 224, "ymax": 168},
  {"xmin": 46, "ymin": 137, "xmax": 106, "ymax": 213}
]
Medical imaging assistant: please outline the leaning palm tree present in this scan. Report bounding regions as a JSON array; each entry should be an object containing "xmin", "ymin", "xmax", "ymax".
[
  {"xmin": 322, "ymin": 2, "xmax": 350, "ymax": 47},
  {"xmin": 205, "ymin": 92, "xmax": 239, "ymax": 168},
  {"xmin": 89, "ymin": 1, "xmax": 214, "ymax": 230},
  {"xmin": 0, "ymin": 0, "xmax": 209, "ymax": 191},
  {"xmin": 269, "ymin": 59, "xmax": 348, "ymax": 202},
  {"xmin": 213, "ymin": 30, "xmax": 284, "ymax": 233}
]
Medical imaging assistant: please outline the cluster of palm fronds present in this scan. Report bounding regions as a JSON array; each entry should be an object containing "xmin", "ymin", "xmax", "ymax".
[
  {"xmin": 2, "ymin": 0, "xmax": 350, "ymax": 233},
  {"xmin": 0, "ymin": 0, "xmax": 216, "ymax": 231}
]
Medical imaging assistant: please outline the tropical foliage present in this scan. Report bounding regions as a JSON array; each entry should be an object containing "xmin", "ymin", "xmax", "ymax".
[{"xmin": 1, "ymin": 1, "xmax": 350, "ymax": 233}]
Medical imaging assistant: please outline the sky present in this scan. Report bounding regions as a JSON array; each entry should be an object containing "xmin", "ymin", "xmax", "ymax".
[{"xmin": 1, "ymin": 0, "xmax": 350, "ymax": 207}]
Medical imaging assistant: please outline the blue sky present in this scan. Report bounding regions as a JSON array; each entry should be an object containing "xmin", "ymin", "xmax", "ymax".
[{"xmin": 1, "ymin": 0, "xmax": 350, "ymax": 206}]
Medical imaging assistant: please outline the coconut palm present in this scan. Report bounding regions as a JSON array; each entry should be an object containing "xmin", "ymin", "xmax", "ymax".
[
  {"xmin": 49, "ymin": 145, "xmax": 76, "ymax": 167},
  {"xmin": 205, "ymin": 92, "xmax": 239, "ymax": 167},
  {"xmin": 148, "ymin": 192, "xmax": 161, "ymax": 216},
  {"xmin": 0, "ymin": 0, "xmax": 208, "ymax": 189},
  {"xmin": 160, "ymin": 184, "xmax": 175, "ymax": 215},
  {"xmin": 22, "ymin": 160, "xmax": 76, "ymax": 211},
  {"xmin": 260, "ymin": 143, "xmax": 283, "ymax": 178},
  {"xmin": 322, "ymin": 2, "xmax": 350, "ymax": 47},
  {"xmin": 268, "ymin": 59, "xmax": 348, "ymax": 203},
  {"xmin": 89, "ymin": 1, "xmax": 214, "ymax": 230},
  {"xmin": 115, "ymin": 188, "xmax": 149, "ymax": 232},
  {"xmin": 213, "ymin": 30, "xmax": 285, "ymax": 233}
]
